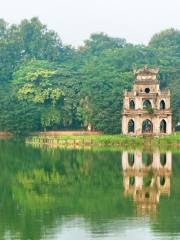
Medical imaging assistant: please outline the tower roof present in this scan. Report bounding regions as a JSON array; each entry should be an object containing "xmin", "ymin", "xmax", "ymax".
[{"xmin": 133, "ymin": 66, "xmax": 159, "ymax": 76}]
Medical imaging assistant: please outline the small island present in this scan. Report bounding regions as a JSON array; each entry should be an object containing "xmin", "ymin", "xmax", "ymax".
[{"xmin": 27, "ymin": 67, "xmax": 180, "ymax": 149}]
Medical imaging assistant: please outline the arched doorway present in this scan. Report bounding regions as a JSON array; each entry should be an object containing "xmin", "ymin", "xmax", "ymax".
[
  {"xmin": 160, "ymin": 100, "xmax": 165, "ymax": 110},
  {"xmin": 142, "ymin": 119, "xmax": 153, "ymax": 133},
  {"xmin": 160, "ymin": 153, "xmax": 166, "ymax": 166},
  {"xmin": 160, "ymin": 119, "xmax": 166, "ymax": 133},
  {"xmin": 128, "ymin": 119, "xmax": 135, "ymax": 133},
  {"xmin": 128, "ymin": 153, "xmax": 135, "ymax": 166},
  {"xmin": 142, "ymin": 153, "xmax": 153, "ymax": 166},
  {"xmin": 143, "ymin": 100, "xmax": 152, "ymax": 109},
  {"xmin": 129, "ymin": 100, "xmax": 135, "ymax": 109}
]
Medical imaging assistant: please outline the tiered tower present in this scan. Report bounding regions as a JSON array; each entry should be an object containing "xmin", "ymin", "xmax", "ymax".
[{"xmin": 122, "ymin": 66, "xmax": 172, "ymax": 135}]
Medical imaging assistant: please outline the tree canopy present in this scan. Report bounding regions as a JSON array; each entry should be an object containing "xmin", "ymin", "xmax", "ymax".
[{"xmin": 0, "ymin": 18, "xmax": 179, "ymax": 134}]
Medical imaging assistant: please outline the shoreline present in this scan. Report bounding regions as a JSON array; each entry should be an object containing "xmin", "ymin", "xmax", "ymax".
[{"xmin": 26, "ymin": 133, "xmax": 180, "ymax": 149}]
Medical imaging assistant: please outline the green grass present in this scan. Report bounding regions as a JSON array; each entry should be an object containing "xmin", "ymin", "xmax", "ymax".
[{"xmin": 26, "ymin": 133, "xmax": 180, "ymax": 150}]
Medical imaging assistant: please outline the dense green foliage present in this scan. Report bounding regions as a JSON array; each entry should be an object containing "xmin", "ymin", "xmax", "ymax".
[{"xmin": 0, "ymin": 18, "xmax": 179, "ymax": 134}]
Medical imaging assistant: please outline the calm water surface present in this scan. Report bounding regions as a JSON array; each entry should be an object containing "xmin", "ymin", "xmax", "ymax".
[{"xmin": 0, "ymin": 139, "xmax": 180, "ymax": 240}]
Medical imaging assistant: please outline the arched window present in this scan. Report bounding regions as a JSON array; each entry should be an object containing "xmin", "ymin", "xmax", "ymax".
[
  {"xmin": 143, "ymin": 175, "xmax": 152, "ymax": 186},
  {"xmin": 142, "ymin": 119, "xmax": 153, "ymax": 133},
  {"xmin": 160, "ymin": 119, "xmax": 166, "ymax": 133},
  {"xmin": 160, "ymin": 100, "xmax": 165, "ymax": 110},
  {"xmin": 160, "ymin": 176, "xmax": 166, "ymax": 186},
  {"xmin": 143, "ymin": 100, "xmax": 152, "ymax": 109},
  {"xmin": 129, "ymin": 176, "xmax": 135, "ymax": 186},
  {"xmin": 128, "ymin": 119, "xmax": 135, "ymax": 133},
  {"xmin": 129, "ymin": 100, "xmax": 135, "ymax": 109}
]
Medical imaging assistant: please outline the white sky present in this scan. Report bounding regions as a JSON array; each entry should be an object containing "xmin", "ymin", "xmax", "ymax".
[{"xmin": 1, "ymin": 0, "xmax": 180, "ymax": 47}]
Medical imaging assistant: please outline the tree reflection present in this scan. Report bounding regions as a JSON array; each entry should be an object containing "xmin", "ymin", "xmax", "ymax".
[{"xmin": 0, "ymin": 140, "xmax": 179, "ymax": 239}]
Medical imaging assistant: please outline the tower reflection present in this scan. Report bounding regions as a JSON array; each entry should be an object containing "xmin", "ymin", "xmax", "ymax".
[{"xmin": 122, "ymin": 151, "xmax": 172, "ymax": 216}]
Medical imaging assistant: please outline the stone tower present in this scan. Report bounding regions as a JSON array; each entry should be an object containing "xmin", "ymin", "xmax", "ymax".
[{"xmin": 122, "ymin": 66, "xmax": 172, "ymax": 135}]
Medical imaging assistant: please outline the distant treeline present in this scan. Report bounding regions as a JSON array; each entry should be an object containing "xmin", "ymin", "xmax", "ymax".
[{"xmin": 0, "ymin": 17, "xmax": 179, "ymax": 135}]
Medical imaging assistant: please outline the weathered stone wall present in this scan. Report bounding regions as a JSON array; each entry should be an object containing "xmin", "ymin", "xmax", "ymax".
[
  {"xmin": 133, "ymin": 83, "xmax": 160, "ymax": 93},
  {"xmin": 122, "ymin": 114, "xmax": 172, "ymax": 135}
]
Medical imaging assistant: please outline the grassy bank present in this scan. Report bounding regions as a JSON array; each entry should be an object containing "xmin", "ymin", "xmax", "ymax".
[{"xmin": 26, "ymin": 133, "xmax": 180, "ymax": 149}]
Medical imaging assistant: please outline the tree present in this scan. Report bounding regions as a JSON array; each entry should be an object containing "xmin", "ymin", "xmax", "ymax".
[
  {"xmin": 12, "ymin": 60, "xmax": 64, "ymax": 130},
  {"xmin": 149, "ymin": 28, "xmax": 180, "ymax": 52},
  {"xmin": 18, "ymin": 17, "xmax": 64, "ymax": 61},
  {"xmin": 0, "ymin": 86, "xmax": 40, "ymax": 135},
  {"xmin": 0, "ymin": 18, "xmax": 179, "ymax": 134},
  {"xmin": 83, "ymin": 33, "xmax": 127, "ymax": 55}
]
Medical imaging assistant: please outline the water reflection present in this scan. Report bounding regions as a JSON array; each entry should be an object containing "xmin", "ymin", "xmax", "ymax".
[
  {"xmin": 122, "ymin": 151, "xmax": 172, "ymax": 216},
  {"xmin": 0, "ymin": 139, "xmax": 179, "ymax": 239}
]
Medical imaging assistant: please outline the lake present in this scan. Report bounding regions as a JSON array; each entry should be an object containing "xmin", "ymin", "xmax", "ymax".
[{"xmin": 0, "ymin": 139, "xmax": 179, "ymax": 240}]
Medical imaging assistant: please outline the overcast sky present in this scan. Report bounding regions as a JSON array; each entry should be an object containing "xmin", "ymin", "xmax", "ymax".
[{"xmin": 1, "ymin": 0, "xmax": 180, "ymax": 47}]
